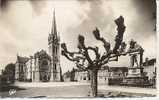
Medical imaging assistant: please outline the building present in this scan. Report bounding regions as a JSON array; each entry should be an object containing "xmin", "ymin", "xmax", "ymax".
[
  {"xmin": 63, "ymin": 68, "xmax": 77, "ymax": 82},
  {"xmin": 97, "ymin": 66, "xmax": 109, "ymax": 84},
  {"xmin": 67, "ymin": 66, "xmax": 128, "ymax": 85},
  {"xmin": 108, "ymin": 67, "xmax": 128, "ymax": 85},
  {"xmin": 74, "ymin": 70, "xmax": 90, "ymax": 82},
  {"xmin": 143, "ymin": 58, "xmax": 156, "ymax": 85},
  {"xmin": 63, "ymin": 71, "xmax": 71, "ymax": 82},
  {"xmin": 15, "ymin": 11, "xmax": 62, "ymax": 82},
  {"xmin": 109, "ymin": 67, "xmax": 128, "ymax": 78},
  {"xmin": 15, "ymin": 56, "xmax": 29, "ymax": 81}
]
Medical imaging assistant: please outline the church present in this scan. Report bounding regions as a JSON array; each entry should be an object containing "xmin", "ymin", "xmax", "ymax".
[{"xmin": 15, "ymin": 11, "xmax": 62, "ymax": 82}]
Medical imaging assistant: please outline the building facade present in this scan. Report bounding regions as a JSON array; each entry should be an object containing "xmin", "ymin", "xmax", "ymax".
[
  {"xmin": 97, "ymin": 66, "xmax": 109, "ymax": 84},
  {"xmin": 15, "ymin": 11, "xmax": 62, "ymax": 82},
  {"xmin": 143, "ymin": 58, "xmax": 156, "ymax": 85},
  {"xmin": 15, "ymin": 56, "xmax": 29, "ymax": 81},
  {"xmin": 74, "ymin": 70, "xmax": 90, "ymax": 82},
  {"xmin": 66, "ymin": 66, "xmax": 128, "ymax": 85}
]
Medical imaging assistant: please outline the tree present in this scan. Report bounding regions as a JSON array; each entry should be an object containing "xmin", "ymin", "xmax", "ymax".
[
  {"xmin": 61, "ymin": 16, "xmax": 128, "ymax": 97},
  {"xmin": 3, "ymin": 63, "xmax": 15, "ymax": 83}
]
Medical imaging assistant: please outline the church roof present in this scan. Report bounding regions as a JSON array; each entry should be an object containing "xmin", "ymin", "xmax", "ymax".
[
  {"xmin": 48, "ymin": 10, "xmax": 59, "ymax": 44},
  {"xmin": 39, "ymin": 49, "xmax": 47, "ymax": 55},
  {"xmin": 34, "ymin": 49, "xmax": 51, "ymax": 60},
  {"xmin": 51, "ymin": 10, "xmax": 57, "ymax": 36},
  {"xmin": 17, "ymin": 56, "xmax": 29, "ymax": 63}
]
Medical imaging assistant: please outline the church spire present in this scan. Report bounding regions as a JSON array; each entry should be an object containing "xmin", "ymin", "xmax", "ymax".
[{"xmin": 51, "ymin": 9, "xmax": 57, "ymax": 36}]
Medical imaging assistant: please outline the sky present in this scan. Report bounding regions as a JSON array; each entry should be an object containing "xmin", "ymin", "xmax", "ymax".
[{"xmin": 0, "ymin": 0, "xmax": 156, "ymax": 74}]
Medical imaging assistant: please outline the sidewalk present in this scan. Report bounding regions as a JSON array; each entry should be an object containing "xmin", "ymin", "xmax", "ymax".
[{"xmin": 98, "ymin": 85, "xmax": 156, "ymax": 95}]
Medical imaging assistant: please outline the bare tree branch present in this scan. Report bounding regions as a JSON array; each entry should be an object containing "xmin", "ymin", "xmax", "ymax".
[
  {"xmin": 61, "ymin": 43, "xmax": 81, "ymax": 55},
  {"xmin": 113, "ymin": 16, "xmax": 126, "ymax": 53},
  {"xmin": 78, "ymin": 35, "xmax": 94, "ymax": 65},
  {"xmin": 61, "ymin": 42, "xmax": 90, "ymax": 70},
  {"xmin": 93, "ymin": 28, "xmax": 110, "ymax": 53},
  {"xmin": 87, "ymin": 46, "xmax": 100, "ymax": 60},
  {"xmin": 119, "ymin": 42, "xmax": 127, "ymax": 53},
  {"xmin": 61, "ymin": 50, "xmax": 77, "ymax": 61}
]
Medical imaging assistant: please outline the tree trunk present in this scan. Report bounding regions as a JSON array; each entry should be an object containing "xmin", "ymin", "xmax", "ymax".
[{"xmin": 89, "ymin": 69, "xmax": 98, "ymax": 97}]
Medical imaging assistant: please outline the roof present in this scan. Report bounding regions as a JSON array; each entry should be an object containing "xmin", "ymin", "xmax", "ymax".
[
  {"xmin": 109, "ymin": 67, "xmax": 128, "ymax": 72},
  {"xmin": 51, "ymin": 10, "xmax": 57, "ymax": 36},
  {"xmin": 143, "ymin": 58, "xmax": 156, "ymax": 66},
  {"xmin": 34, "ymin": 49, "xmax": 51, "ymax": 60},
  {"xmin": 17, "ymin": 56, "xmax": 29, "ymax": 63},
  {"xmin": 101, "ymin": 65, "xmax": 109, "ymax": 70},
  {"xmin": 72, "ymin": 65, "xmax": 128, "ymax": 72}
]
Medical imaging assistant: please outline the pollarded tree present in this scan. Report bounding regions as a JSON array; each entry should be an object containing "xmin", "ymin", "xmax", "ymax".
[{"xmin": 61, "ymin": 16, "xmax": 127, "ymax": 97}]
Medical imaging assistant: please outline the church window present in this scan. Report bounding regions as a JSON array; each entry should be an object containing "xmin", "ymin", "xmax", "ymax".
[
  {"xmin": 55, "ymin": 46, "xmax": 57, "ymax": 54},
  {"xmin": 55, "ymin": 64, "xmax": 56, "ymax": 70}
]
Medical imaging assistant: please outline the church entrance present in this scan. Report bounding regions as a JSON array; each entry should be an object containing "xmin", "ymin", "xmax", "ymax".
[
  {"xmin": 39, "ymin": 59, "xmax": 51, "ymax": 82},
  {"xmin": 40, "ymin": 72, "xmax": 49, "ymax": 82}
]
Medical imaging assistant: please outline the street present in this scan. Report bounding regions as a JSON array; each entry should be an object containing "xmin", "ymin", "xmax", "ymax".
[
  {"xmin": 1, "ymin": 82, "xmax": 90, "ymax": 98},
  {"xmin": 0, "ymin": 82, "xmax": 156, "ymax": 98}
]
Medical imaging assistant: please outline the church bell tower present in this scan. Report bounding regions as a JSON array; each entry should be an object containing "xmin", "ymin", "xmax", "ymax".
[{"xmin": 48, "ymin": 10, "xmax": 61, "ymax": 82}]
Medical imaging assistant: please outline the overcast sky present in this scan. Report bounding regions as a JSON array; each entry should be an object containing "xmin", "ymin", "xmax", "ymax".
[{"xmin": 0, "ymin": 0, "xmax": 156, "ymax": 73}]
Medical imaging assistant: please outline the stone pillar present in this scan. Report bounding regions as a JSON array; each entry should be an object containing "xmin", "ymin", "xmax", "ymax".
[
  {"xmin": 50, "ymin": 58, "xmax": 54, "ymax": 82},
  {"xmin": 130, "ymin": 55, "xmax": 134, "ymax": 68},
  {"xmin": 55, "ymin": 64, "xmax": 61, "ymax": 82},
  {"xmin": 34, "ymin": 57, "xmax": 40, "ymax": 82},
  {"xmin": 139, "ymin": 50, "xmax": 144, "ymax": 75},
  {"xmin": 34, "ymin": 71, "xmax": 39, "ymax": 82}
]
